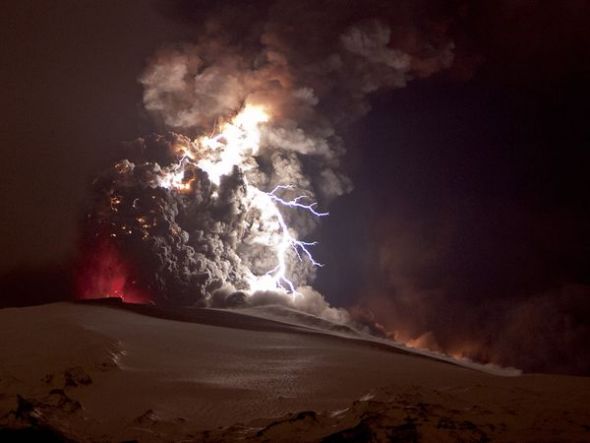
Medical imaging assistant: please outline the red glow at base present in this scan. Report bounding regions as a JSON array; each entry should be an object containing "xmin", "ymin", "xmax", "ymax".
[{"xmin": 76, "ymin": 238, "xmax": 151, "ymax": 304}]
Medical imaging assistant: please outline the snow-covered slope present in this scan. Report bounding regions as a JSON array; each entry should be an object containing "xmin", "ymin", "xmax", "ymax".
[{"xmin": 1, "ymin": 302, "xmax": 588, "ymax": 442}]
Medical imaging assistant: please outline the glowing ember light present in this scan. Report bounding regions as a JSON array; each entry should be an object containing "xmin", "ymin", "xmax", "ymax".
[{"xmin": 157, "ymin": 104, "xmax": 327, "ymax": 297}]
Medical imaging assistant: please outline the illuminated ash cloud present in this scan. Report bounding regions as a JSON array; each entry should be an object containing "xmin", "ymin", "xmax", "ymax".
[
  {"xmin": 81, "ymin": 108, "xmax": 330, "ymax": 306},
  {"xmin": 140, "ymin": 1, "xmax": 454, "ymax": 200},
  {"xmin": 80, "ymin": 0, "xmax": 455, "ymax": 312},
  {"xmin": 81, "ymin": 154, "xmax": 246, "ymax": 306}
]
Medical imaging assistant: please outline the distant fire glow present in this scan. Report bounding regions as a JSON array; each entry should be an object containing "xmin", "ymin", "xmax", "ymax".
[{"xmin": 158, "ymin": 104, "xmax": 327, "ymax": 299}]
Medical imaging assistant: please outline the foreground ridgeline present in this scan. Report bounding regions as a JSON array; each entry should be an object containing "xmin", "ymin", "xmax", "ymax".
[{"xmin": 1, "ymin": 302, "xmax": 588, "ymax": 442}]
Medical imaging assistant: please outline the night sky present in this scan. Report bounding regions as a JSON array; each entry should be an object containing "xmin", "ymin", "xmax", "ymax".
[{"xmin": 1, "ymin": 0, "xmax": 589, "ymax": 374}]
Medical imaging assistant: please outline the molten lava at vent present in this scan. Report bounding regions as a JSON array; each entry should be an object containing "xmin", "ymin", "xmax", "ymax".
[{"xmin": 76, "ymin": 239, "xmax": 151, "ymax": 304}]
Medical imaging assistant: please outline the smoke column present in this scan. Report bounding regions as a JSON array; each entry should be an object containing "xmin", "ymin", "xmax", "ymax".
[{"xmin": 78, "ymin": 0, "xmax": 454, "ymax": 318}]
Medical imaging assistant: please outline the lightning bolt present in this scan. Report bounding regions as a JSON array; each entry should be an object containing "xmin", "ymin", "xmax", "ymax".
[
  {"xmin": 249, "ymin": 185, "xmax": 328, "ymax": 297},
  {"xmin": 158, "ymin": 105, "xmax": 329, "ymax": 299},
  {"xmin": 266, "ymin": 185, "xmax": 329, "ymax": 218}
]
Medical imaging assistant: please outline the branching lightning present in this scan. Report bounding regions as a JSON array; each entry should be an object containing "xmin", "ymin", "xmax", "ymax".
[
  {"xmin": 248, "ymin": 185, "xmax": 327, "ymax": 297},
  {"xmin": 158, "ymin": 105, "xmax": 328, "ymax": 298},
  {"xmin": 266, "ymin": 185, "xmax": 329, "ymax": 218}
]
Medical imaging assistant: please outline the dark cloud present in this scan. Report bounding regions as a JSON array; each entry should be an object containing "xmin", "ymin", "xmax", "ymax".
[
  {"xmin": 450, "ymin": 0, "xmax": 590, "ymax": 85},
  {"xmin": 79, "ymin": 150, "xmax": 250, "ymax": 305}
]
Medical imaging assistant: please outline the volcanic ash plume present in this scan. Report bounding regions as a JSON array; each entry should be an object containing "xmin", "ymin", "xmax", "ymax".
[{"xmin": 79, "ymin": 4, "xmax": 454, "ymax": 316}]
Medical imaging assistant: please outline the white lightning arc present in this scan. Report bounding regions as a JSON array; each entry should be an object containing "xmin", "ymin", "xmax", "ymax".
[{"xmin": 158, "ymin": 105, "xmax": 327, "ymax": 299}]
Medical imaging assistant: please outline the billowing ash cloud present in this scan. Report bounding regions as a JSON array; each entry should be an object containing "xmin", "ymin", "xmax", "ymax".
[
  {"xmin": 139, "ymin": 1, "xmax": 454, "ymax": 200},
  {"xmin": 81, "ymin": 152, "xmax": 246, "ymax": 305},
  {"xmin": 79, "ymin": 0, "xmax": 454, "ymax": 314}
]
